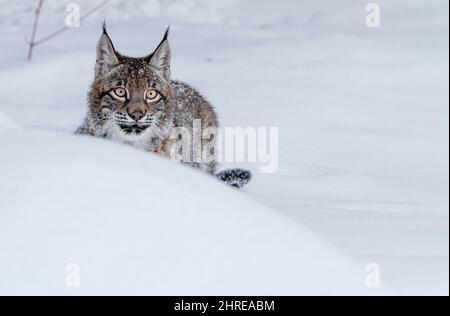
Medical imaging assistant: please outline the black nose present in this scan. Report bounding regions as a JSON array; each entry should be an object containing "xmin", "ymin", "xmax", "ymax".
[{"xmin": 128, "ymin": 110, "xmax": 146, "ymax": 121}]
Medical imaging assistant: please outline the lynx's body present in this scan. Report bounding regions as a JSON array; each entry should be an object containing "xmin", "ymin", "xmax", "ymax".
[
  {"xmin": 77, "ymin": 26, "xmax": 251, "ymax": 188},
  {"xmin": 76, "ymin": 27, "xmax": 218, "ymax": 173}
]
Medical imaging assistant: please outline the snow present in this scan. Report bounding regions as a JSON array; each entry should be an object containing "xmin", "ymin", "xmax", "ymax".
[
  {"xmin": 0, "ymin": 0, "xmax": 448, "ymax": 295},
  {"xmin": 0, "ymin": 128, "xmax": 387, "ymax": 295},
  {"xmin": 0, "ymin": 112, "xmax": 21, "ymax": 133},
  {"xmin": 0, "ymin": 0, "xmax": 238, "ymax": 27}
]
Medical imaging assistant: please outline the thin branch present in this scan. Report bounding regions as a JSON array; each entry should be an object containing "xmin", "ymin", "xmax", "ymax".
[
  {"xmin": 34, "ymin": 0, "xmax": 110, "ymax": 47},
  {"xmin": 27, "ymin": 0, "xmax": 45, "ymax": 60}
]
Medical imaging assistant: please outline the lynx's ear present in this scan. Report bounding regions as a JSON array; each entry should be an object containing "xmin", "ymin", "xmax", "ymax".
[
  {"xmin": 148, "ymin": 27, "xmax": 171, "ymax": 81},
  {"xmin": 95, "ymin": 24, "xmax": 119, "ymax": 78}
]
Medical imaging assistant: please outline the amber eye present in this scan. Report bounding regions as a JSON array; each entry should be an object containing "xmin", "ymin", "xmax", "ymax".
[
  {"xmin": 112, "ymin": 87, "xmax": 127, "ymax": 100},
  {"xmin": 146, "ymin": 89, "xmax": 160, "ymax": 102}
]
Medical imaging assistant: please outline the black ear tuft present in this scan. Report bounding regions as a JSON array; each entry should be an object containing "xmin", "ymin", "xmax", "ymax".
[
  {"xmin": 95, "ymin": 23, "xmax": 120, "ymax": 78},
  {"xmin": 148, "ymin": 27, "xmax": 172, "ymax": 81},
  {"xmin": 102, "ymin": 21, "xmax": 107, "ymax": 34},
  {"xmin": 162, "ymin": 25, "xmax": 170, "ymax": 41},
  {"xmin": 150, "ymin": 26, "xmax": 170, "ymax": 60},
  {"xmin": 101, "ymin": 21, "xmax": 116, "ymax": 52}
]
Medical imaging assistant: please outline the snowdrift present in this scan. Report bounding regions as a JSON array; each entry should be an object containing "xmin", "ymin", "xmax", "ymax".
[
  {"xmin": 0, "ymin": 128, "xmax": 381, "ymax": 295},
  {"xmin": 0, "ymin": 111, "xmax": 21, "ymax": 133}
]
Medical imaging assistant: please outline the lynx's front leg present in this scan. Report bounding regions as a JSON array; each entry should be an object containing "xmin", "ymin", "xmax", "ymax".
[{"xmin": 154, "ymin": 137, "xmax": 172, "ymax": 158}]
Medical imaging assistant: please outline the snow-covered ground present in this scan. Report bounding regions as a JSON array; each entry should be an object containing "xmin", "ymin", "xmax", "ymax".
[
  {"xmin": 1, "ymin": 125, "xmax": 382, "ymax": 295},
  {"xmin": 0, "ymin": 0, "xmax": 448, "ymax": 295}
]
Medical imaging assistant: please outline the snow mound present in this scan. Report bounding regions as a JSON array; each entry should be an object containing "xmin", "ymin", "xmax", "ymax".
[
  {"xmin": 0, "ymin": 111, "xmax": 21, "ymax": 133},
  {"xmin": 0, "ymin": 129, "xmax": 385, "ymax": 295}
]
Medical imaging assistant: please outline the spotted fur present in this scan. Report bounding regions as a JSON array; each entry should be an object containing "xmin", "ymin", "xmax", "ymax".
[
  {"xmin": 216, "ymin": 169, "xmax": 252, "ymax": 189},
  {"xmin": 76, "ymin": 25, "xmax": 251, "ymax": 187}
]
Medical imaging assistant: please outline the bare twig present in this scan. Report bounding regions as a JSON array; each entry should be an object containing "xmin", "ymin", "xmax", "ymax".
[
  {"xmin": 27, "ymin": 0, "xmax": 44, "ymax": 60},
  {"xmin": 34, "ymin": 0, "xmax": 110, "ymax": 46},
  {"xmin": 26, "ymin": 0, "xmax": 110, "ymax": 61}
]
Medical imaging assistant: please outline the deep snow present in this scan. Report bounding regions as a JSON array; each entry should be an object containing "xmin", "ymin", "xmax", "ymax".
[
  {"xmin": 0, "ymin": 0, "xmax": 448, "ymax": 295},
  {"xmin": 0, "ymin": 124, "xmax": 386, "ymax": 295},
  {"xmin": 0, "ymin": 112, "xmax": 21, "ymax": 132}
]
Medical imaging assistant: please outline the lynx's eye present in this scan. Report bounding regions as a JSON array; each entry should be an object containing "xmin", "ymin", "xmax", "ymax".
[
  {"xmin": 145, "ymin": 89, "xmax": 161, "ymax": 102},
  {"xmin": 111, "ymin": 87, "xmax": 128, "ymax": 101}
]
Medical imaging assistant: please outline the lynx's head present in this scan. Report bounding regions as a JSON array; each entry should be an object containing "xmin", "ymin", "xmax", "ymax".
[{"xmin": 87, "ymin": 25, "xmax": 174, "ymax": 141}]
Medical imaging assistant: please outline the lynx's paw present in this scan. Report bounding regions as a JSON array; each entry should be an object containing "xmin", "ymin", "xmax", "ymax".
[{"xmin": 216, "ymin": 169, "xmax": 252, "ymax": 189}]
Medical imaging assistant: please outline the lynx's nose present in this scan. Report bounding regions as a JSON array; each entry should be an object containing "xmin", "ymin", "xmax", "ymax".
[{"xmin": 128, "ymin": 109, "xmax": 146, "ymax": 122}]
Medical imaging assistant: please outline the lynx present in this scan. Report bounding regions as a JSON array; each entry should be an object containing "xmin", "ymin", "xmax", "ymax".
[{"xmin": 76, "ymin": 25, "xmax": 251, "ymax": 188}]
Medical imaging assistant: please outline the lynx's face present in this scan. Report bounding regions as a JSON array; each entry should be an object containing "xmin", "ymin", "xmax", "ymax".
[{"xmin": 89, "ymin": 26, "xmax": 173, "ymax": 140}]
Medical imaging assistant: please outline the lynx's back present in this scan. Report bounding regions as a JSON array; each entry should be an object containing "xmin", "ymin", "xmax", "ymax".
[{"xmin": 171, "ymin": 80, "xmax": 218, "ymax": 131}]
